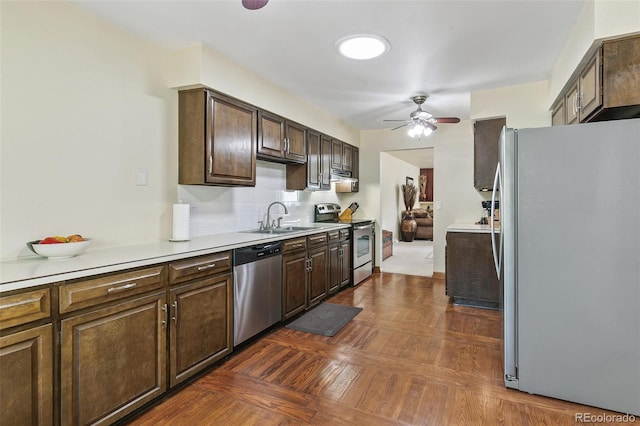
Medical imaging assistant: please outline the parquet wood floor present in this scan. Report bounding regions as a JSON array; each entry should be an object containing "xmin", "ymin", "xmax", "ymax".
[{"xmin": 127, "ymin": 272, "xmax": 633, "ymax": 425}]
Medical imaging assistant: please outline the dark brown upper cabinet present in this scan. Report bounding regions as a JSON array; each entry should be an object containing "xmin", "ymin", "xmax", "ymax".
[
  {"xmin": 331, "ymin": 139, "xmax": 353, "ymax": 173},
  {"xmin": 474, "ymin": 117, "xmax": 506, "ymax": 192},
  {"xmin": 257, "ymin": 110, "xmax": 306, "ymax": 164},
  {"xmin": 286, "ymin": 130, "xmax": 332, "ymax": 191},
  {"xmin": 179, "ymin": 89, "xmax": 257, "ymax": 186},
  {"xmin": 551, "ymin": 33, "xmax": 640, "ymax": 126}
]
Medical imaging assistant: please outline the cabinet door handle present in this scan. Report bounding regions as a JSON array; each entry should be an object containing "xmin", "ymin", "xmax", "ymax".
[
  {"xmin": 208, "ymin": 155, "xmax": 213, "ymax": 174},
  {"xmin": 107, "ymin": 282, "xmax": 137, "ymax": 293},
  {"xmin": 197, "ymin": 263, "xmax": 217, "ymax": 271},
  {"xmin": 172, "ymin": 301, "xmax": 178, "ymax": 323},
  {"xmin": 162, "ymin": 303, "xmax": 168, "ymax": 327}
]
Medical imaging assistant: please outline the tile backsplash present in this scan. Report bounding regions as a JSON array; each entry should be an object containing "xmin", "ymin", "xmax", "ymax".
[{"xmin": 178, "ymin": 160, "xmax": 342, "ymax": 237}]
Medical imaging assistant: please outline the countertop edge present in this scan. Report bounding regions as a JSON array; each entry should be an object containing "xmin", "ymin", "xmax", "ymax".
[
  {"xmin": 446, "ymin": 222, "xmax": 500, "ymax": 233},
  {"xmin": 1, "ymin": 224, "xmax": 351, "ymax": 293}
]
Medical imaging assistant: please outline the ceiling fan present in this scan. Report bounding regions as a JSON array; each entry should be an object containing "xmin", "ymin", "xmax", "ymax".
[{"xmin": 384, "ymin": 95, "xmax": 461, "ymax": 138}]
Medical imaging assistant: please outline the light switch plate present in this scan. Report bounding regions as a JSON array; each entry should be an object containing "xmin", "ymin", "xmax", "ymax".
[{"xmin": 135, "ymin": 168, "xmax": 148, "ymax": 186}]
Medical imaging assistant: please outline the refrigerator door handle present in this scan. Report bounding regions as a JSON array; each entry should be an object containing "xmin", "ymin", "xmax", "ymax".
[{"xmin": 490, "ymin": 163, "xmax": 502, "ymax": 278}]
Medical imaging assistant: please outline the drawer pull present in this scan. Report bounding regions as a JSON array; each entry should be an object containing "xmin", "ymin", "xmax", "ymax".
[
  {"xmin": 107, "ymin": 282, "xmax": 137, "ymax": 293},
  {"xmin": 172, "ymin": 301, "xmax": 178, "ymax": 322},
  {"xmin": 197, "ymin": 263, "xmax": 217, "ymax": 271}
]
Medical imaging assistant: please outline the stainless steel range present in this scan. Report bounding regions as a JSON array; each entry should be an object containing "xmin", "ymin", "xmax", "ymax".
[{"xmin": 314, "ymin": 203, "xmax": 375, "ymax": 285}]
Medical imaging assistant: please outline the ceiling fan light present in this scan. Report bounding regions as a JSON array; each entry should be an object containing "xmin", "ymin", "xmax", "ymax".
[{"xmin": 336, "ymin": 34, "xmax": 390, "ymax": 60}]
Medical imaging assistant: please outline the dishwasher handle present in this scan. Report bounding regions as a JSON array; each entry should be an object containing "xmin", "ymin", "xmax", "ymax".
[{"xmin": 234, "ymin": 241, "xmax": 283, "ymax": 266}]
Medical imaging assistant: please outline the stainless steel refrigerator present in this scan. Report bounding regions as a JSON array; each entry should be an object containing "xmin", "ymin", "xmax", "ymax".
[{"xmin": 490, "ymin": 118, "xmax": 640, "ymax": 415}]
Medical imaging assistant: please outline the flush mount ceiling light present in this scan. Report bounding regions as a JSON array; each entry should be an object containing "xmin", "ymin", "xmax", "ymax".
[{"xmin": 336, "ymin": 34, "xmax": 390, "ymax": 60}]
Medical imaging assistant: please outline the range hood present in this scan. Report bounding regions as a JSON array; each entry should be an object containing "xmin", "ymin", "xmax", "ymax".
[{"xmin": 330, "ymin": 169, "xmax": 358, "ymax": 183}]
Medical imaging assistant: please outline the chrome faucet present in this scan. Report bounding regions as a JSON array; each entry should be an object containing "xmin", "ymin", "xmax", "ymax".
[{"xmin": 265, "ymin": 201, "xmax": 289, "ymax": 230}]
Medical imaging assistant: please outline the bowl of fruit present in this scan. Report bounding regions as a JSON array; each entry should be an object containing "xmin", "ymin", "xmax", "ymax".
[{"xmin": 27, "ymin": 235, "xmax": 91, "ymax": 259}]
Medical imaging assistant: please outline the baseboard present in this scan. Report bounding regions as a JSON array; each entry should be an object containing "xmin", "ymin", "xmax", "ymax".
[
  {"xmin": 432, "ymin": 272, "xmax": 445, "ymax": 280},
  {"xmin": 373, "ymin": 266, "xmax": 381, "ymax": 273}
]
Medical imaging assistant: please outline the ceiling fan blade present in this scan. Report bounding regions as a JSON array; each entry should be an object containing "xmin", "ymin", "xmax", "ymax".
[
  {"xmin": 383, "ymin": 119, "xmax": 411, "ymax": 122},
  {"xmin": 433, "ymin": 117, "xmax": 461, "ymax": 124},
  {"xmin": 242, "ymin": 0, "xmax": 269, "ymax": 10},
  {"xmin": 390, "ymin": 123, "xmax": 410, "ymax": 131}
]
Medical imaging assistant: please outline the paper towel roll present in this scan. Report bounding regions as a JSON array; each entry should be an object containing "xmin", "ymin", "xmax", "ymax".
[{"xmin": 171, "ymin": 204, "xmax": 190, "ymax": 241}]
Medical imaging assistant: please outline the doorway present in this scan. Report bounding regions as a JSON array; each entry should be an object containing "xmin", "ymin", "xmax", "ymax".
[{"xmin": 380, "ymin": 148, "xmax": 434, "ymax": 277}]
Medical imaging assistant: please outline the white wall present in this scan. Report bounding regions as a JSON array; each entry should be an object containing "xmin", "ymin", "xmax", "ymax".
[
  {"xmin": 0, "ymin": 2, "xmax": 359, "ymax": 260},
  {"xmin": 471, "ymin": 80, "xmax": 551, "ymax": 128},
  {"xmin": 1, "ymin": 1, "xmax": 175, "ymax": 259}
]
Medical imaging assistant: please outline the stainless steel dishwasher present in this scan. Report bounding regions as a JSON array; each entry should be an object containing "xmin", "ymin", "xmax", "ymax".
[{"xmin": 233, "ymin": 242, "xmax": 283, "ymax": 346}]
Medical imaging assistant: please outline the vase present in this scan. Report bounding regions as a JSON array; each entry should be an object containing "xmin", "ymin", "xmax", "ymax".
[{"xmin": 400, "ymin": 211, "xmax": 417, "ymax": 242}]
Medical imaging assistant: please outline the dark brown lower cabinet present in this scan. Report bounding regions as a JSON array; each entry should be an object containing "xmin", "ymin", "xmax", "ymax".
[
  {"xmin": 169, "ymin": 273, "xmax": 233, "ymax": 387},
  {"xmin": 0, "ymin": 324, "xmax": 53, "ymax": 426},
  {"xmin": 328, "ymin": 243, "xmax": 341, "ymax": 295},
  {"xmin": 282, "ymin": 234, "xmax": 329, "ymax": 320},
  {"xmin": 445, "ymin": 232, "xmax": 501, "ymax": 309},
  {"xmin": 307, "ymin": 245, "xmax": 328, "ymax": 308},
  {"xmin": 60, "ymin": 293, "xmax": 166, "ymax": 426},
  {"xmin": 283, "ymin": 250, "xmax": 308, "ymax": 320}
]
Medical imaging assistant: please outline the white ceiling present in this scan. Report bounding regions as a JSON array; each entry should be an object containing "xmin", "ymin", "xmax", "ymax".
[{"xmin": 71, "ymin": 0, "xmax": 586, "ymax": 130}]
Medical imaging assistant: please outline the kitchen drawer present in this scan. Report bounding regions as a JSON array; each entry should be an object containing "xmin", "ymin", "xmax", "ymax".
[
  {"xmin": 339, "ymin": 229, "xmax": 350, "ymax": 240},
  {"xmin": 327, "ymin": 230, "xmax": 340, "ymax": 241},
  {"xmin": 0, "ymin": 287, "xmax": 51, "ymax": 330},
  {"xmin": 169, "ymin": 251, "xmax": 232, "ymax": 285},
  {"xmin": 307, "ymin": 232, "xmax": 327, "ymax": 247},
  {"xmin": 59, "ymin": 265, "xmax": 167, "ymax": 314},
  {"xmin": 283, "ymin": 237, "xmax": 307, "ymax": 253}
]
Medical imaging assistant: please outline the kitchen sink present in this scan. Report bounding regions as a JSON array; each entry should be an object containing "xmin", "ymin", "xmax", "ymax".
[{"xmin": 241, "ymin": 226, "xmax": 318, "ymax": 235}]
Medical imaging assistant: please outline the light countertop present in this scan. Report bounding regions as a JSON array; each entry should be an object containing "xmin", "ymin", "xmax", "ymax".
[
  {"xmin": 0, "ymin": 223, "xmax": 348, "ymax": 293},
  {"xmin": 446, "ymin": 222, "xmax": 500, "ymax": 234}
]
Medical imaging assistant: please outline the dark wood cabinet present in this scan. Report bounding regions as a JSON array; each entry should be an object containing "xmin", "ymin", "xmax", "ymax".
[
  {"xmin": 328, "ymin": 241, "xmax": 340, "ymax": 295},
  {"xmin": 552, "ymin": 34, "xmax": 640, "ymax": 125},
  {"xmin": 445, "ymin": 232, "xmax": 500, "ymax": 309},
  {"xmin": 339, "ymin": 236, "xmax": 351, "ymax": 289},
  {"xmin": 60, "ymin": 292, "xmax": 167, "ymax": 425},
  {"xmin": 327, "ymin": 229, "xmax": 351, "ymax": 295},
  {"xmin": 551, "ymin": 97, "xmax": 566, "ymax": 126},
  {"xmin": 286, "ymin": 130, "xmax": 331, "ymax": 191},
  {"xmin": 0, "ymin": 287, "xmax": 54, "ymax": 426},
  {"xmin": 283, "ymin": 247, "xmax": 308, "ymax": 320},
  {"xmin": 331, "ymin": 139, "xmax": 353, "ymax": 172},
  {"xmin": 0, "ymin": 324, "xmax": 53, "ymax": 426},
  {"xmin": 257, "ymin": 110, "xmax": 306, "ymax": 163},
  {"xmin": 307, "ymin": 245, "xmax": 328, "ymax": 307},
  {"xmin": 169, "ymin": 272, "xmax": 232, "ymax": 387},
  {"xmin": 179, "ymin": 89, "xmax": 257, "ymax": 186},
  {"xmin": 282, "ymin": 234, "xmax": 329, "ymax": 319},
  {"xmin": 473, "ymin": 117, "xmax": 506, "ymax": 192},
  {"xmin": 350, "ymin": 146, "xmax": 359, "ymax": 192}
]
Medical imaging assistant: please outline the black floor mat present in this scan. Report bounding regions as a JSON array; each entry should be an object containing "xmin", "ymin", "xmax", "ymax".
[{"xmin": 285, "ymin": 303, "xmax": 363, "ymax": 336}]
